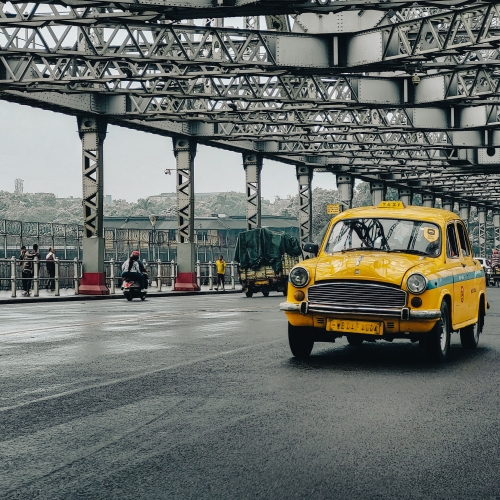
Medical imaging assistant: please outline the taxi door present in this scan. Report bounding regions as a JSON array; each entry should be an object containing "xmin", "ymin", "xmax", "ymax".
[
  {"xmin": 456, "ymin": 221, "xmax": 479, "ymax": 321},
  {"xmin": 446, "ymin": 222, "xmax": 468, "ymax": 325}
]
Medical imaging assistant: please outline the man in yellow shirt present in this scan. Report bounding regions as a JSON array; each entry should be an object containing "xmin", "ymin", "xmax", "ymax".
[{"xmin": 215, "ymin": 254, "xmax": 226, "ymax": 291}]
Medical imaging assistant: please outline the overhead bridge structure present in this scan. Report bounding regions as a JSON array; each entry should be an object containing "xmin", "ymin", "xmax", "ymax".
[{"xmin": 1, "ymin": 0, "xmax": 500, "ymax": 292}]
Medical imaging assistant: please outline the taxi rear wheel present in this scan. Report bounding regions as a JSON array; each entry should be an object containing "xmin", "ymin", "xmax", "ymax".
[
  {"xmin": 425, "ymin": 301, "xmax": 451, "ymax": 362},
  {"xmin": 460, "ymin": 306, "xmax": 484, "ymax": 349},
  {"xmin": 288, "ymin": 323, "xmax": 314, "ymax": 359}
]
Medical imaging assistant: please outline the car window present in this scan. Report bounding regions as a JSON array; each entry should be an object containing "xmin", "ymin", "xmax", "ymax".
[
  {"xmin": 324, "ymin": 218, "xmax": 441, "ymax": 257},
  {"xmin": 456, "ymin": 223, "xmax": 471, "ymax": 257},
  {"xmin": 446, "ymin": 223, "xmax": 460, "ymax": 258}
]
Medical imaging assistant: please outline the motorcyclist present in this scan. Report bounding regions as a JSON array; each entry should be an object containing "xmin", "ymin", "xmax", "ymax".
[{"xmin": 122, "ymin": 251, "xmax": 148, "ymax": 290}]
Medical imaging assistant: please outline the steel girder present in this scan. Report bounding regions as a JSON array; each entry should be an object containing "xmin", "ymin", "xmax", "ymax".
[{"xmin": 2, "ymin": 2, "xmax": 500, "ymax": 212}]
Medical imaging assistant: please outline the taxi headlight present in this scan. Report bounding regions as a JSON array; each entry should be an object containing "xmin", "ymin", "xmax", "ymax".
[
  {"xmin": 406, "ymin": 273, "xmax": 427, "ymax": 295},
  {"xmin": 289, "ymin": 267, "xmax": 309, "ymax": 288}
]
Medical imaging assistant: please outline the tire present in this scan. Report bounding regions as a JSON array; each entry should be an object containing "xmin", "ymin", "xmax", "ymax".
[
  {"xmin": 288, "ymin": 323, "xmax": 314, "ymax": 359},
  {"xmin": 282, "ymin": 283, "xmax": 288, "ymax": 296},
  {"xmin": 141, "ymin": 294, "xmax": 146, "ymax": 301},
  {"xmin": 460, "ymin": 304, "xmax": 484, "ymax": 349},
  {"xmin": 346, "ymin": 334, "xmax": 364, "ymax": 346},
  {"xmin": 245, "ymin": 290, "xmax": 253, "ymax": 298},
  {"xmin": 425, "ymin": 300, "xmax": 451, "ymax": 362},
  {"xmin": 126, "ymin": 294, "xmax": 133, "ymax": 301},
  {"xmin": 262, "ymin": 291, "xmax": 270, "ymax": 297}
]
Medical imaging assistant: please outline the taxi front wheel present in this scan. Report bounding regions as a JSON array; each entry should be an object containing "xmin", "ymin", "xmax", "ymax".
[
  {"xmin": 288, "ymin": 323, "xmax": 314, "ymax": 359},
  {"xmin": 424, "ymin": 301, "xmax": 451, "ymax": 362}
]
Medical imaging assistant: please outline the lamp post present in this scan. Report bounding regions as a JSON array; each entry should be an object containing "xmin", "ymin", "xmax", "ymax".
[{"xmin": 149, "ymin": 214, "xmax": 159, "ymax": 260}]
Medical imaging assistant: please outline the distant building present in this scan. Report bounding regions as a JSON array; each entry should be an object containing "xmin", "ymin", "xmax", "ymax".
[
  {"xmin": 14, "ymin": 179, "xmax": 24, "ymax": 194},
  {"xmin": 104, "ymin": 194, "xmax": 112, "ymax": 205}
]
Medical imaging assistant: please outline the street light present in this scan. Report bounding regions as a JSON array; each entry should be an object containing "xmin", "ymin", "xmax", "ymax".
[{"xmin": 149, "ymin": 214, "xmax": 159, "ymax": 260}]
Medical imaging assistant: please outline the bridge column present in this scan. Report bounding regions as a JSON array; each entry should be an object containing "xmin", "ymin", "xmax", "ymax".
[
  {"xmin": 422, "ymin": 193, "xmax": 435, "ymax": 208},
  {"xmin": 493, "ymin": 210, "xmax": 500, "ymax": 250},
  {"xmin": 478, "ymin": 208, "xmax": 487, "ymax": 258},
  {"xmin": 337, "ymin": 174, "xmax": 353, "ymax": 209},
  {"xmin": 459, "ymin": 202, "xmax": 470, "ymax": 229},
  {"xmin": 173, "ymin": 137, "xmax": 200, "ymax": 291},
  {"xmin": 77, "ymin": 116, "xmax": 109, "ymax": 295},
  {"xmin": 398, "ymin": 188, "xmax": 413, "ymax": 206},
  {"xmin": 296, "ymin": 166, "xmax": 313, "ymax": 245},
  {"xmin": 442, "ymin": 198, "xmax": 454, "ymax": 212},
  {"xmin": 243, "ymin": 153, "xmax": 262, "ymax": 231},
  {"xmin": 370, "ymin": 181, "xmax": 386, "ymax": 206}
]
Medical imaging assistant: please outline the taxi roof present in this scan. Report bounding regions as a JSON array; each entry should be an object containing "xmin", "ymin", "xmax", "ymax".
[{"xmin": 334, "ymin": 205, "xmax": 461, "ymax": 226}]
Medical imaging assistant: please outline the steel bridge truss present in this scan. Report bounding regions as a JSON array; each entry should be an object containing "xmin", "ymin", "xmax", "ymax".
[{"xmin": 2, "ymin": 1, "xmax": 500, "ymax": 221}]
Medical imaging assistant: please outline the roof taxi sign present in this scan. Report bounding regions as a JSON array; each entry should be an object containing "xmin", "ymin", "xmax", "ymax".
[{"xmin": 378, "ymin": 201, "xmax": 406, "ymax": 209}]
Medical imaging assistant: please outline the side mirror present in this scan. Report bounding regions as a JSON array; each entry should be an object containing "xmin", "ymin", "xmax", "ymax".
[{"xmin": 303, "ymin": 242, "xmax": 319, "ymax": 257}]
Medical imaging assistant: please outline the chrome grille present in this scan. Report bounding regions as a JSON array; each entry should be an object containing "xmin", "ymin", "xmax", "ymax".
[{"xmin": 308, "ymin": 282, "xmax": 407, "ymax": 309}]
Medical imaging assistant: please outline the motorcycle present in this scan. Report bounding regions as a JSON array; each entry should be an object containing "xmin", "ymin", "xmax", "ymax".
[{"xmin": 122, "ymin": 278, "xmax": 147, "ymax": 301}]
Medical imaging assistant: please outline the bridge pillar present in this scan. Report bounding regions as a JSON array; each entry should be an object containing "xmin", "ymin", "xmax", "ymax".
[
  {"xmin": 442, "ymin": 198, "xmax": 454, "ymax": 212},
  {"xmin": 337, "ymin": 174, "xmax": 353, "ymax": 209},
  {"xmin": 478, "ymin": 208, "xmax": 487, "ymax": 258},
  {"xmin": 493, "ymin": 210, "xmax": 500, "ymax": 250},
  {"xmin": 370, "ymin": 181, "xmax": 386, "ymax": 206},
  {"xmin": 459, "ymin": 202, "xmax": 470, "ymax": 229},
  {"xmin": 296, "ymin": 166, "xmax": 313, "ymax": 246},
  {"xmin": 173, "ymin": 137, "xmax": 200, "ymax": 291},
  {"xmin": 243, "ymin": 153, "xmax": 262, "ymax": 231},
  {"xmin": 398, "ymin": 188, "xmax": 413, "ymax": 206},
  {"xmin": 77, "ymin": 116, "xmax": 109, "ymax": 295},
  {"xmin": 422, "ymin": 193, "xmax": 435, "ymax": 208}
]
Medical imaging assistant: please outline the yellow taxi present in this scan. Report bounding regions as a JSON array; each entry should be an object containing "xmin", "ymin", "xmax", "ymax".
[{"xmin": 280, "ymin": 201, "xmax": 487, "ymax": 361}]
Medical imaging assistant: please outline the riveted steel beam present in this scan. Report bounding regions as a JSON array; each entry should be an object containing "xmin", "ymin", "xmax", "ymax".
[
  {"xmin": 243, "ymin": 152, "xmax": 262, "ymax": 230},
  {"xmin": 173, "ymin": 136, "xmax": 197, "ymax": 243},
  {"xmin": 296, "ymin": 165, "xmax": 313, "ymax": 245}
]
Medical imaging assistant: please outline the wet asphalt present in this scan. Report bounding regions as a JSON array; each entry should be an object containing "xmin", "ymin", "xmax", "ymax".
[{"xmin": 1, "ymin": 289, "xmax": 500, "ymax": 500}]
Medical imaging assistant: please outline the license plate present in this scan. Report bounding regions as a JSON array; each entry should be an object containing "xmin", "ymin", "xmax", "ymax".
[
  {"xmin": 327, "ymin": 319, "xmax": 383, "ymax": 335},
  {"xmin": 255, "ymin": 281, "xmax": 268, "ymax": 285}
]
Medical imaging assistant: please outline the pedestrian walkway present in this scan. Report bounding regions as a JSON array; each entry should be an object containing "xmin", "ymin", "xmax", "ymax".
[{"xmin": 0, "ymin": 285, "xmax": 242, "ymax": 304}]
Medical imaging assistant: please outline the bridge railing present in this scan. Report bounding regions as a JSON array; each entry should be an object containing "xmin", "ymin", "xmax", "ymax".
[{"xmin": 0, "ymin": 258, "xmax": 239, "ymax": 297}]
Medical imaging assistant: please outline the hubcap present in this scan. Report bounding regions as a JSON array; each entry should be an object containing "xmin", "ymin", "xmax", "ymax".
[{"xmin": 439, "ymin": 316, "xmax": 448, "ymax": 352}]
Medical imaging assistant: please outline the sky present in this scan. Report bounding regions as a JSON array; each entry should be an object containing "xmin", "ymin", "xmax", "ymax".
[{"xmin": 0, "ymin": 100, "xmax": 338, "ymax": 203}]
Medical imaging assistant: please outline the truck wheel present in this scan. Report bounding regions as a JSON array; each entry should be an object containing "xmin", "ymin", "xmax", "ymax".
[
  {"xmin": 424, "ymin": 301, "xmax": 450, "ymax": 362},
  {"xmin": 460, "ymin": 305, "xmax": 484, "ymax": 349},
  {"xmin": 288, "ymin": 323, "xmax": 314, "ymax": 359},
  {"xmin": 245, "ymin": 290, "xmax": 253, "ymax": 298}
]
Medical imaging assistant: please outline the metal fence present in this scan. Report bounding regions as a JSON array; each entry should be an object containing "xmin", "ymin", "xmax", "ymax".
[
  {"xmin": 0, "ymin": 258, "xmax": 238, "ymax": 296},
  {"xmin": 0, "ymin": 219, "xmax": 237, "ymax": 263}
]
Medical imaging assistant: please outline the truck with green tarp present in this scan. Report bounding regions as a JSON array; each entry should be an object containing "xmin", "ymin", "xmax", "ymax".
[{"xmin": 234, "ymin": 228, "xmax": 302, "ymax": 297}]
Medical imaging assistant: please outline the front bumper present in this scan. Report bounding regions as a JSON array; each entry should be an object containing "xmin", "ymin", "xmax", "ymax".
[{"xmin": 280, "ymin": 301, "xmax": 441, "ymax": 320}]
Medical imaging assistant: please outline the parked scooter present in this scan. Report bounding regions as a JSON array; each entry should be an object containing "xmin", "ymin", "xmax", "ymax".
[{"xmin": 122, "ymin": 278, "xmax": 147, "ymax": 301}]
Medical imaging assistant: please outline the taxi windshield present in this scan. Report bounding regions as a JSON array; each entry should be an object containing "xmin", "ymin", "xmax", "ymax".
[{"xmin": 324, "ymin": 218, "xmax": 441, "ymax": 257}]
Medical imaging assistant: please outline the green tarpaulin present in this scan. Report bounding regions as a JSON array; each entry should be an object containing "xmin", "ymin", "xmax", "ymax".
[{"xmin": 234, "ymin": 228, "xmax": 302, "ymax": 274}]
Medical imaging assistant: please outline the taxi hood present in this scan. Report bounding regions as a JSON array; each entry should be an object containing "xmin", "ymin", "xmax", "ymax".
[{"xmin": 314, "ymin": 251, "xmax": 427, "ymax": 286}]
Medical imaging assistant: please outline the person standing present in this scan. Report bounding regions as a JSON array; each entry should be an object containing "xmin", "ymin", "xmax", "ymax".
[
  {"xmin": 19, "ymin": 246, "xmax": 32, "ymax": 296},
  {"xmin": 215, "ymin": 254, "xmax": 226, "ymax": 291},
  {"xmin": 46, "ymin": 247, "xmax": 55, "ymax": 291},
  {"xmin": 492, "ymin": 248, "xmax": 499, "ymax": 269}
]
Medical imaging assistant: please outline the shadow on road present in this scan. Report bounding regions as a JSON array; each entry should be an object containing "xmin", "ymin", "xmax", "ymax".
[{"xmin": 287, "ymin": 340, "xmax": 490, "ymax": 373}]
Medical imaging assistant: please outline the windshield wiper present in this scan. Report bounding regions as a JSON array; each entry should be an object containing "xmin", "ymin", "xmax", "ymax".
[
  {"xmin": 341, "ymin": 246, "xmax": 373, "ymax": 252},
  {"xmin": 388, "ymin": 249, "xmax": 428, "ymax": 256}
]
